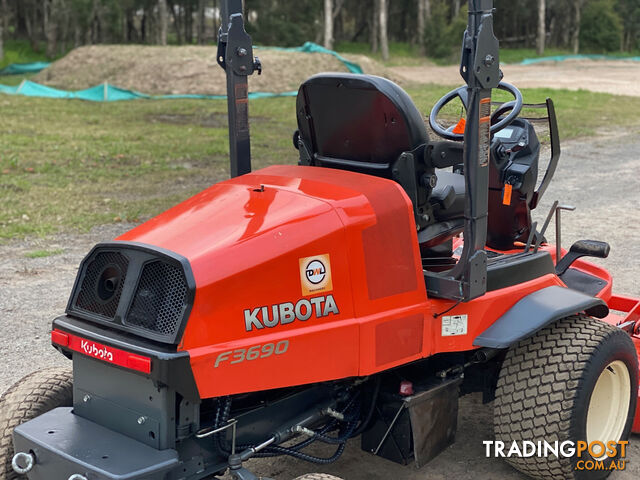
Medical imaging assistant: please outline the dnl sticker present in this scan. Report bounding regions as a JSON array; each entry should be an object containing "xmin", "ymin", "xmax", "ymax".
[
  {"xmin": 442, "ymin": 314, "xmax": 468, "ymax": 336},
  {"xmin": 299, "ymin": 254, "xmax": 333, "ymax": 296}
]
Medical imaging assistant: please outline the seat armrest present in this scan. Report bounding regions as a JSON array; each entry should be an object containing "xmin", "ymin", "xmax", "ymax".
[{"xmin": 429, "ymin": 141, "xmax": 464, "ymax": 168}]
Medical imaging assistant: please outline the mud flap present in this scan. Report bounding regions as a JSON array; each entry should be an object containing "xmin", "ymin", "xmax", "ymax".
[{"xmin": 362, "ymin": 377, "xmax": 461, "ymax": 467}]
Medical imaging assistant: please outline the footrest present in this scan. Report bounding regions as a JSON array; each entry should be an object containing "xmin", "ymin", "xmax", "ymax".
[{"xmin": 13, "ymin": 408, "xmax": 179, "ymax": 480}]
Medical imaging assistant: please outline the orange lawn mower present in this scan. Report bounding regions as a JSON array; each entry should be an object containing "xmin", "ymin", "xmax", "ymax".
[{"xmin": 2, "ymin": 1, "xmax": 639, "ymax": 480}]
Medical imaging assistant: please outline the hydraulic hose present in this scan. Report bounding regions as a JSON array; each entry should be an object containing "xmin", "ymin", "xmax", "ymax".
[{"xmin": 350, "ymin": 377, "xmax": 381, "ymax": 437}]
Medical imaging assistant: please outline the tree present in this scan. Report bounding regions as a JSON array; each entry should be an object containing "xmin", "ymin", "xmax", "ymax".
[
  {"xmin": 0, "ymin": 0, "xmax": 6, "ymax": 62},
  {"xmin": 572, "ymin": 0, "xmax": 584, "ymax": 54},
  {"xmin": 0, "ymin": 10, "xmax": 3, "ymax": 62},
  {"xmin": 324, "ymin": 0, "xmax": 333, "ymax": 49},
  {"xmin": 379, "ymin": 0, "xmax": 389, "ymax": 60},
  {"xmin": 197, "ymin": 0, "xmax": 205, "ymax": 44},
  {"xmin": 371, "ymin": 0, "xmax": 379, "ymax": 52},
  {"xmin": 536, "ymin": 0, "xmax": 545, "ymax": 55},
  {"xmin": 417, "ymin": 0, "xmax": 426, "ymax": 55},
  {"xmin": 44, "ymin": 0, "xmax": 59, "ymax": 59},
  {"xmin": 158, "ymin": 0, "xmax": 168, "ymax": 45}
]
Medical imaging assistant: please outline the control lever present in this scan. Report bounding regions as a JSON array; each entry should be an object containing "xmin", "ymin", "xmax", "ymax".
[
  {"xmin": 533, "ymin": 200, "xmax": 559, "ymax": 253},
  {"xmin": 554, "ymin": 204, "xmax": 576, "ymax": 263}
]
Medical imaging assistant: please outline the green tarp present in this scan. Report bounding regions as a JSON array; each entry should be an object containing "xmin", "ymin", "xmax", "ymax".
[
  {"xmin": 0, "ymin": 61, "xmax": 51, "ymax": 75},
  {"xmin": 520, "ymin": 54, "xmax": 640, "ymax": 65},
  {"xmin": 0, "ymin": 80, "xmax": 297, "ymax": 102}
]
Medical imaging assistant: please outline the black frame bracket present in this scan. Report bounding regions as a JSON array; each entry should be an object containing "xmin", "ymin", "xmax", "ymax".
[{"xmin": 218, "ymin": 0, "xmax": 261, "ymax": 178}]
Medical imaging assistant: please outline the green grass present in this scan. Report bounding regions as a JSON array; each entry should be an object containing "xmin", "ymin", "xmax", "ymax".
[
  {"xmin": 24, "ymin": 248, "xmax": 64, "ymax": 258},
  {"xmin": 1, "ymin": 85, "xmax": 639, "ymax": 242},
  {"xmin": 0, "ymin": 73, "xmax": 35, "ymax": 86},
  {"xmin": 0, "ymin": 95, "xmax": 298, "ymax": 241}
]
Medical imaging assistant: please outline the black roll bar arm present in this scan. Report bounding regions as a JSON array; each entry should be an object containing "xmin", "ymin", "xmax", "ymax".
[
  {"xmin": 218, "ymin": 0, "xmax": 262, "ymax": 178},
  {"xmin": 425, "ymin": 0, "xmax": 501, "ymax": 301}
]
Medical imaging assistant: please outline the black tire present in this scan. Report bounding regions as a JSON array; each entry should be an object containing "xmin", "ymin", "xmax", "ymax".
[
  {"xmin": 293, "ymin": 475, "xmax": 344, "ymax": 480},
  {"xmin": 494, "ymin": 315, "xmax": 638, "ymax": 480},
  {"xmin": 0, "ymin": 367, "xmax": 73, "ymax": 480}
]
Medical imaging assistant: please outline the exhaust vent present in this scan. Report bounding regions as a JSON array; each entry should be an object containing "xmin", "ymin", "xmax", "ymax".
[
  {"xmin": 67, "ymin": 243, "xmax": 195, "ymax": 345},
  {"xmin": 126, "ymin": 261, "xmax": 189, "ymax": 337},
  {"xmin": 75, "ymin": 251, "xmax": 129, "ymax": 319}
]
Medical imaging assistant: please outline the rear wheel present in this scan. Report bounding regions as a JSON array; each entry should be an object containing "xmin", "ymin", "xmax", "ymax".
[
  {"xmin": 0, "ymin": 367, "xmax": 73, "ymax": 480},
  {"xmin": 494, "ymin": 315, "xmax": 638, "ymax": 480}
]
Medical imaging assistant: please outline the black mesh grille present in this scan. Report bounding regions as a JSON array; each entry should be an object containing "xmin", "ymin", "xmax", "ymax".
[
  {"xmin": 75, "ymin": 252, "xmax": 129, "ymax": 319},
  {"xmin": 125, "ymin": 261, "xmax": 188, "ymax": 336}
]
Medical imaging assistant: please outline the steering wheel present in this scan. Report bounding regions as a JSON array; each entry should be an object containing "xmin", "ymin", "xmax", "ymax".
[{"xmin": 429, "ymin": 82, "xmax": 523, "ymax": 141}]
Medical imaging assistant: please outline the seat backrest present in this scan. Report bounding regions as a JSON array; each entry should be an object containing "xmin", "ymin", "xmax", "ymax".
[{"xmin": 296, "ymin": 73, "xmax": 429, "ymax": 178}]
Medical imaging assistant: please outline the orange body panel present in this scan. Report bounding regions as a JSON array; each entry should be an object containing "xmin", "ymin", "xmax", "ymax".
[{"xmin": 118, "ymin": 165, "xmax": 639, "ymax": 403}]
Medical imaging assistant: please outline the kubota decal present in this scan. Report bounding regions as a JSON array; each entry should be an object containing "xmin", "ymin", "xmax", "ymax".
[
  {"xmin": 243, "ymin": 294, "xmax": 339, "ymax": 331},
  {"xmin": 299, "ymin": 254, "xmax": 333, "ymax": 295}
]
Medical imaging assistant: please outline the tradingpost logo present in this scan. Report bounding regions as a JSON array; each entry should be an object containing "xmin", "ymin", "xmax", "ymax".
[{"xmin": 483, "ymin": 440, "xmax": 629, "ymax": 471}]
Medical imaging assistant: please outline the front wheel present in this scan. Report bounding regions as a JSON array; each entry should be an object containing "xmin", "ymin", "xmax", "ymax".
[
  {"xmin": 493, "ymin": 315, "xmax": 638, "ymax": 480},
  {"xmin": 0, "ymin": 367, "xmax": 73, "ymax": 480}
]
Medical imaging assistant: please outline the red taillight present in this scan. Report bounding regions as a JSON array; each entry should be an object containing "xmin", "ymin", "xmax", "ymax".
[
  {"xmin": 51, "ymin": 329, "xmax": 69, "ymax": 347},
  {"xmin": 127, "ymin": 354, "xmax": 152, "ymax": 374},
  {"xmin": 50, "ymin": 329, "xmax": 152, "ymax": 374}
]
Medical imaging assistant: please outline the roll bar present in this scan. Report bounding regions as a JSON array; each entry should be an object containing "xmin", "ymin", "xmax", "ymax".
[
  {"xmin": 425, "ymin": 0, "xmax": 500, "ymax": 301},
  {"xmin": 218, "ymin": 0, "xmax": 261, "ymax": 177}
]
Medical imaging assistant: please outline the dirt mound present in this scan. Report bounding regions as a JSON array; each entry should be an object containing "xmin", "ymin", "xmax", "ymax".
[{"xmin": 33, "ymin": 45, "xmax": 404, "ymax": 95}]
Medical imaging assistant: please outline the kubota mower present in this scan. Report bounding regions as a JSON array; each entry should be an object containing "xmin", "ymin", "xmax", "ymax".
[{"xmin": 2, "ymin": 1, "xmax": 639, "ymax": 479}]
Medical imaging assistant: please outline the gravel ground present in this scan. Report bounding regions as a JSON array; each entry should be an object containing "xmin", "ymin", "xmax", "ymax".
[
  {"xmin": 392, "ymin": 59, "xmax": 640, "ymax": 97},
  {"xmin": 1, "ymin": 131, "xmax": 638, "ymax": 479}
]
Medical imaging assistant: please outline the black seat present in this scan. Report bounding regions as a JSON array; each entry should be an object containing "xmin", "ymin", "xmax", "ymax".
[
  {"xmin": 295, "ymin": 73, "xmax": 428, "ymax": 177},
  {"xmin": 294, "ymin": 73, "xmax": 465, "ymax": 248}
]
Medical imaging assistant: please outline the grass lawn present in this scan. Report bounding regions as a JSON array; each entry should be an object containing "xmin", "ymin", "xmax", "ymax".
[{"xmin": 2, "ymin": 85, "xmax": 640, "ymax": 241}]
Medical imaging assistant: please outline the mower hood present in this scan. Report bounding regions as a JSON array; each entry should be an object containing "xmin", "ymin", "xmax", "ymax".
[{"xmin": 115, "ymin": 165, "xmax": 426, "ymax": 355}]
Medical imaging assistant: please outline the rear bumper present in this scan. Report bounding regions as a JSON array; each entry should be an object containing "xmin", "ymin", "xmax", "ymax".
[{"xmin": 13, "ymin": 408, "xmax": 179, "ymax": 480}]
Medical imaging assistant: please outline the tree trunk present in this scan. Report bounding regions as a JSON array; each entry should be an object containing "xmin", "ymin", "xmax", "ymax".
[
  {"xmin": 454, "ymin": 0, "xmax": 460, "ymax": 18},
  {"xmin": 1, "ymin": 0, "xmax": 7, "ymax": 35},
  {"xmin": 158, "ymin": 0, "xmax": 168, "ymax": 45},
  {"xmin": 536, "ymin": 0, "xmax": 545, "ymax": 55},
  {"xmin": 197, "ymin": 0, "xmax": 205, "ymax": 44},
  {"xmin": 0, "ymin": 10, "xmax": 3, "ymax": 61},
  {"xmin": 324, "ymin": 0, "xmax": 333, "ymax": 49},
  {"xmin": 167, "ymin": 0, "xmax": 182, "ymax": 44},
  {"xmin": 371, "ymin": 0, "xmax": 379, "ymax": 52},
  {"xmin": 25, "ymin": 2, "xmax": 39, "ymax": 51},
  {"xmin": 0, "ymin": 0, "xmax": 6, "ymax": 57},
  {"xmin": 185, "ymin": 1, "xmax": 193, "ymax": 43},
  {"xmin": 44, "ymin": 0, "xmax": 57, "ymax": 59},
  {"xmin": 572, "ymin": 0, "xmax": 581, "ymax": 54},
  {"xmin": 417, "ymin": 0, "xmax": 425, "ymax": 55},
  {"xmin": 379, "ymin": 0, "xmax": 389, "ymax": 61}
]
